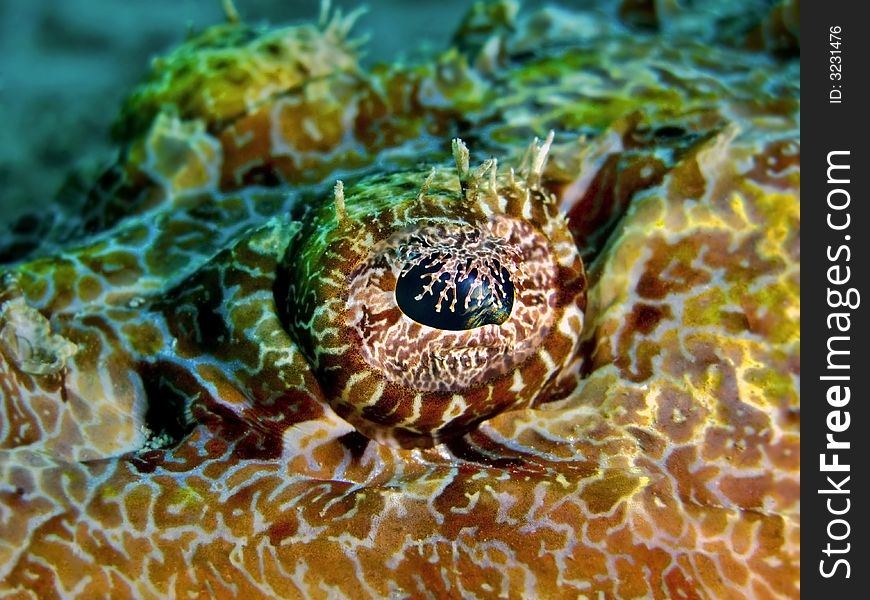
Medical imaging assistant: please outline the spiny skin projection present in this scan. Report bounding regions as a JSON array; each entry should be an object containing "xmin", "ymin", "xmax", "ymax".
[{"xmin": 0, "ymin": 1, "xmax": 799, "ymax": 598}]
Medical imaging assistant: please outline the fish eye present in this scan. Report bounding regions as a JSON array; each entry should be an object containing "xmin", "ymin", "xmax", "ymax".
[
  {"xmin": 345, "ymin": 217, "xmax": 558, "ymax": 396},
  {"xmin": 394, "ymin": 254, "xmax": 515, "ymax": 331},
  {"xmin": 281, "ymin": 154, "xmax": 588, "ymax": 448}
]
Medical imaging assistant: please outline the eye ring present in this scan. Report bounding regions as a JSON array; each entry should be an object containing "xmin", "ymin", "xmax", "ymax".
[{"xmin": 345, "ymin": 216, "xmax": 558, "ymax": 394}]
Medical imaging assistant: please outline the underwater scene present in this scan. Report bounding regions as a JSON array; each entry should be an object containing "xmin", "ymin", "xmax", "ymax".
[{"xmin": 0, "ymin": 0, "xmax": 799, "ymax": 598}]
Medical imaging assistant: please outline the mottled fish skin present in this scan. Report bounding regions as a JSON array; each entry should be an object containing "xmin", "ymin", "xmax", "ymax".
[{"xmin": 0, "ymin": 1, "xmax": 798, "ymax": 598}]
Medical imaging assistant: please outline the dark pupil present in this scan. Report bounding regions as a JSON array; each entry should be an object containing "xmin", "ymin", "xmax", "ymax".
[{"xmin": 395, "ymin": 259, "xmax": 514, "ymax": 330}]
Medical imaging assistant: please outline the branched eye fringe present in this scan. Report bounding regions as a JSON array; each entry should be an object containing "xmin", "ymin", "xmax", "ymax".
[{"xmin": 397, "ymin": 227, "xmax": 527, "ymax": 314}]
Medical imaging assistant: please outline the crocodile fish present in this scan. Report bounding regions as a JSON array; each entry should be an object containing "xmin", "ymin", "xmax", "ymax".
[{"xmin": 0, "ymin": 1, "xmax": 799, "ymax": 597}]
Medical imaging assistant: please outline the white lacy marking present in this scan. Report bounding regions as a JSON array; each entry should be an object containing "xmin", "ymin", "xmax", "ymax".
[
  {"xmin": 558, "ymin": 127, "xmax": 625, "ymax": 214},
  {"xmin": 282, "ymin": 413, "xmax": 354, "ymax": 472}
]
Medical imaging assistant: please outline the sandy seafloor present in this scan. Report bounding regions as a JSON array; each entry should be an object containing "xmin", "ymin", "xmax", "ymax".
[{"xmin": 0, "ymin": 0, "xmax": 483, "ymax": 227}]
